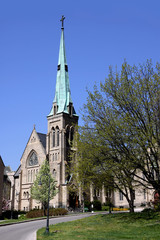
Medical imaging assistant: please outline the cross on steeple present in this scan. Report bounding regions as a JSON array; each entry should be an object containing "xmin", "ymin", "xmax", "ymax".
[{"xmin": 60, "ymin": 15, "xmax": 65, "ymax": 29}]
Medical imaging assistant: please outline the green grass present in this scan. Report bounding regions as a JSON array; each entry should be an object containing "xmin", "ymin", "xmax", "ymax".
[{"xmin": 37, "ymin": 212, "xmax": 160, "ymax": 240}]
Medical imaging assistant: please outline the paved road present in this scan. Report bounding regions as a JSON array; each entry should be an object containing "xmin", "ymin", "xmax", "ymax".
[{"xmin": 0, "ymin": 213, "xmax": 96, "ymax": 240}]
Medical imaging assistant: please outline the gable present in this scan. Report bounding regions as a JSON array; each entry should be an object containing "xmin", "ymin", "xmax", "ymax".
[{"xmin": 20, "ymin": 128, "xmax": 46, "ymax": 167}]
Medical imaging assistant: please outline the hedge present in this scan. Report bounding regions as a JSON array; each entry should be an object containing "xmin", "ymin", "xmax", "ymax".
[{"xmin": 26, "ymin": 208, "xmax": 68, "ymax": 218}]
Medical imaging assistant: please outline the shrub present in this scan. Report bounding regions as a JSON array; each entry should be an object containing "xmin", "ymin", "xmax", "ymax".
[
  {"xmin": 141, "ymin": 208, "xmax": 155, "ymax": 214},
  {"xmin": 18, "ymin": 214, "xmax": 26, "ymax": 220},
  {"xmin": 26, "ymin": 208, "xmax": 68, "ymax": 218},
  {"xmin": 113, "ymin": 208, "xmax": 128, "ymax": 211},
  {"xmin": 84, "ymin": 201, "xmax": 91, "ymax": 211},
  {"xmin": 92, "ymin": 200, "xmax": 102, "ymax": 211},
  {"xmin": 102, "ymin": 205, "xmax": 109, "ymax": 211},
  {"xmin": 2, "ymin": 210, "xmax": 18, "ymax": 219}
]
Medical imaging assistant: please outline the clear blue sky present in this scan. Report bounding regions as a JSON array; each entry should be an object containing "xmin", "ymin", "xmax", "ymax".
[{"xmin": 0, "ymin": 0, "xmax": 160, "ymax": 171}]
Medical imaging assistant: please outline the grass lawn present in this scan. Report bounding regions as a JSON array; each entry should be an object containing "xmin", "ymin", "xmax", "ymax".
[{"xmin": 37, "ymin": 211, "xmax": 160, "ymax": 240}]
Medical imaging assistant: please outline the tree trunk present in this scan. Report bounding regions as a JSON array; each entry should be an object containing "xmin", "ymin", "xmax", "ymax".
[
  {"xmin": 43, "ymin": 204, "xmax": 46, "ymax": 216},
  {"xmin": 129, "ymin": 200, "xmax": 134, "ymax": 212},
  {"xmin": 129, "ymin": 189, "xmax": 135, "ymax": 213}
]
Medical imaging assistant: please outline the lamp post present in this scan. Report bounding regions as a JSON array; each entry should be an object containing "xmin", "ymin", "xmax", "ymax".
[{"xmin": 38, "ymin": 173, "xmax": 51, "ymax": 234}]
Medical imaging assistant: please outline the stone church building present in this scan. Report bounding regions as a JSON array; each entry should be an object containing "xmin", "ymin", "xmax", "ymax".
[
  {"xmin": 8, "ymin": 18, "xmax": 154, "ymax": 212},
  {"xmin": 14, "ymin": 19, "xmax": 78, "ymax": 211}
]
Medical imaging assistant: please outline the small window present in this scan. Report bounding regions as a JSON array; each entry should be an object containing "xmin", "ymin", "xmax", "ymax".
[
  {"xmin": 33, "ymin": 169, "xmax": 35, "ymax": 181},
  {"xmin": 65, "ymin": 65, "xmax": 68, "ymax": 72},
  {"xmin": 26, "ymin": 192, "xmax": 29, "ymax": 199},
  {"xmin": 119, "ymin": 191, "xmax": 123, "ymax": 201},
  {"xmin": 54, "ymin": 106, "xmax": 56, "ymax": 115},
  {"xmin": 53, "ymin": 129, "xmax": 55, "ymax": 147},
  {"xmin": 57, "ymin": 128, "xmax": 59, "ymax": 146},
  {"xmin": 53, "ymin": 169, "xmax": 56, "ymax": 178},
  {"xmin": 66, "ymin": 126, "xmax": 70, "ymax": 147},
  {"xmin": 23, "ymin": 192, "xmax": 26, "ymax": 198},
  {"xmin": 31, "ymin": 170, "xmax": 33, "ymax": 182},
  {"xmin": 28, "ymin": 170, "xmax": 30, "ymax": 182},
  {"xmin": 70, "ymin": 127, "xmax": 74, "ymax": 145}
]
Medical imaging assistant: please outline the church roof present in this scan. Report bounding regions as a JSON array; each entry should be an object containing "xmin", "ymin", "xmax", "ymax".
[
  {"xmin": 48, "ymin": 17, "xmax": 77, "ymax": 116},
  {"xmin": 37, "ymin": 132, "xmax": 46, "ymax": 150},
  {"xmin": 0, "ymin": 156, "xmax": 5, "ymax": 167},
  {"xmin": 14, "ymin": 165, "xmax": 21, "ymax": 178}
]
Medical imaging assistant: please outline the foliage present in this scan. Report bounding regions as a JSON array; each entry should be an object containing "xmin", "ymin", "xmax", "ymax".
[
  {"xmin": 26, "ymin": 208, "xmax": 68, "ymax": 218},
  {"xmin": 74, "ymin": 60, "xmax": 160, "ymax": 212},
  {"xmin": 31, "ymin": 160, "xmax": 57, "ymax": 211},
  {"xmin": 112, "ymin": 208, "xmax": 129, "ymax": 211},
  {"xmin": 102, "ymin": 205, "xmax": 109, "ymax": 211},
  {"xmin": 37, "ymin": 212, "xmax": 160, "ymax": 240},
  {"xmin": 2, "ymin": 198, "xmax": 10, "ymax": 211},
  {"xmin": 18, "ymin": 214, "xmax": 26, "ymax": 220},
  {"xmin": 84, "ymin": 201, "xmax": 91, "ymax": 209},
  {"xmin": 92, "ymin": 200, "xmax": 102, "ymax": 211},
  {"xmin": 1, "ymin": 210, "xmax": 18, "ymax": 219}
]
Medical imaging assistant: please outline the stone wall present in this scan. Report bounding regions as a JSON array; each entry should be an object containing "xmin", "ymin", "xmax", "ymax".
[{"xmin": 0, "ymin": 157, "xmax": 5, "ymax": 216}]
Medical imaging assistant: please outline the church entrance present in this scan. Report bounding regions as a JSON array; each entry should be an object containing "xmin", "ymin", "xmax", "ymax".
[{"xmin": 69, "ymin": 191, "xmax": 79, "ymax": 209}]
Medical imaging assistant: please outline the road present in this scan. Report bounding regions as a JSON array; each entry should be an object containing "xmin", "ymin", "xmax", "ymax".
[{"xmin": 0, "ymin": 213, "xmax": 95, "ymax": 240}]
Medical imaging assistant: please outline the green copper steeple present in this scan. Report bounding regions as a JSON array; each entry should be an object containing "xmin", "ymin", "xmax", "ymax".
[{"xmin": 48, "ymin": 16, "xmax": 76, "ymax": 116}]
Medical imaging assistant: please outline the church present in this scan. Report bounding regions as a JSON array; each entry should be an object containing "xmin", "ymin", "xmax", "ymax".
[
  {"xmin": 13, "ymin": 16, "xmax": 79, "ymax": 211},
  {"xmin": 7, "ymin": 17, "xmax": 154, "ymax": 212}
]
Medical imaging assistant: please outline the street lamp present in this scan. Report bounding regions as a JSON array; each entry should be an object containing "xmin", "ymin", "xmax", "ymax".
[{"xmin": 38, "ymin": 173, "xmax": 50, "ymax": 234}]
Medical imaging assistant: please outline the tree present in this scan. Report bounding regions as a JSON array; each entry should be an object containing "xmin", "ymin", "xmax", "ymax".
[
  {"xmin": 75, "ymin": 60, "xmax": 160, "ymax": 212},
  {"xmin": 72, "ymin": 126, "xmax": 138, "ymax": 212},
  {"xmin": 31, "ymin": 160, "xmax": 57, "ymax": 214}
]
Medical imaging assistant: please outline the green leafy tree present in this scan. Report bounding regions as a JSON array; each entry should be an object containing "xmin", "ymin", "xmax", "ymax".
[
  {"xmin": 72, "ymin": 126, "xmax": 137, "ymax": 212},
  {"xmin": 31, "ymin": 160, "xmax": 57, "ymax": 214},
  {"xmin": 74, "ymin": 60, "xmax": 160, "ymax": 212}
]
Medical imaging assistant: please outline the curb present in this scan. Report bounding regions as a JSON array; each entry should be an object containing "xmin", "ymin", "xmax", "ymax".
[{"xmin": 0, "ymin": 212, "xmax": 99, "ymax": 227}]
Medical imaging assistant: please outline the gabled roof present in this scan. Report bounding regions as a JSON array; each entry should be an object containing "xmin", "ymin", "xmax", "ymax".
[
  {"xmin": 37, "ymin": 132, "xmax": 46, "ymax": 150},
  {"xmin": 20, "ymin": 127, "xmax": 46, "ymax": 163},
  {"xmin": 0, "ymin": 155, "xmax": 5, "ymax": 167},
  {"xmin": 14, "ymin": 165, "xmax": 21, "ymax": 178}
]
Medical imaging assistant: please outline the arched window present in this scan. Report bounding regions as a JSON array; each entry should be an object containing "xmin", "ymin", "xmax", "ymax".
[
  {"xmin": 26, "ymin": 192, "xmax": 29, "ymax": 199},
  {"xmin": 28, "ymin": 152, "xmax": 38, "ymax": 166},
  {"xmin": 28, "ymin": 170, "xmax": 30, "ymax": 182},
  {"xmin": 70, "ymin": 127, "xmax": 74, "ymax": 146},
  {"xmin": 31, "ymin": 170, "xmax": 33, "ymax": 182},
  {"xmin": 54, "ymin": 106, "xmax": 56, "ymax": 115},
  {"xmin": 52, "ymin": 128, "xmax": 55, "ymax": 147},
  {"xmin": 33, "ymin": 169, "xmax": 35, "ymax": 181},
  {"xmin": 53, "ymin": 169, "xmax": 56, "ymax": 178},
  {"xmin": 66, "ymin": 126, "xmax": 70, "ymax": 147},
  {"xmin": 23, "ymin": 192, "xmax": 26, "ymax": 198},
  {"xmin": 56, "ymin": 127, "xmax": 59, "ymax": 146}
]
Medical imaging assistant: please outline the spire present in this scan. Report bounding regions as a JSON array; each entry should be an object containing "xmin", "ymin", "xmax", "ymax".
[{"xmin": 48, "ymin": 16, "xmax": 76, "ymax": 116}]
